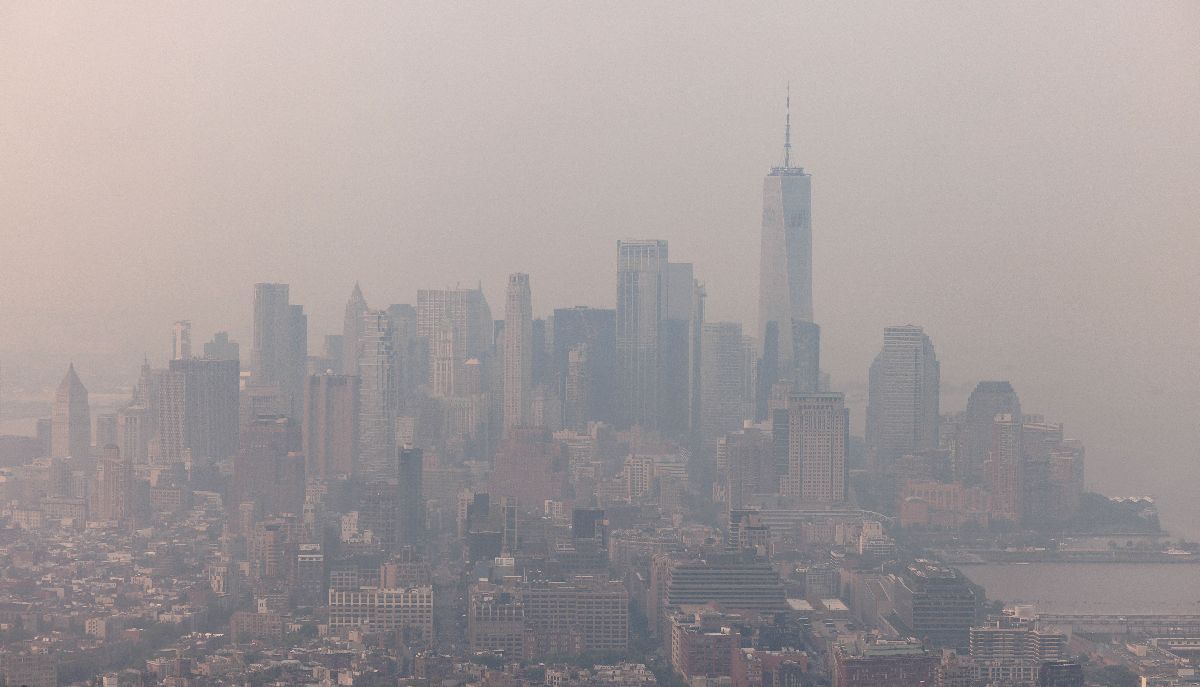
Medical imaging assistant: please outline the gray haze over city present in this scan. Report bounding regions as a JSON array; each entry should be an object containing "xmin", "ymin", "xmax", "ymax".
[
  {"xmin": 4, "ymin": 3, "xmax": 1196, "ymax": 531},
  {"xmin": 3, "ymin": 4, "xmax": 1200, "ymax": 687}
]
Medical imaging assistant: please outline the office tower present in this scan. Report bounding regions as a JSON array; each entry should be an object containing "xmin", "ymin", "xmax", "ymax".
[
  {"xmin": 95, "ymin": 412, "xmax": 118, "ymax": 449},
  {"xmin": 153, "ymin": 369, "xmax": 187, "ymax": 464},
  {"xmin": 866, "ymin": 325, "xmax": 940, "ymax": 472},
  {"xmin": 717, "ymin": 427, "xmax": 776, "ymax": 510},
  {"xmin": 986, "ymin": 413, "xmax": 1023, "ymax": 523},
  {"xmin": 342, "ymin": 282, "xmax": 367, "ymax": 377},
  {"xmin": 791, "ymin": 321, "xmax": 820, "ymax": 393},
  {"xmin": 781, "ymin": 392, "xmax": 847, "ymax": 504},
  {"xmin": 758, "ymin": 91, "xmax": 814, "ymax": 380},
  {"xmin": 503, "ymin": 273, "xmax": 532, "ymax": 433},
  {"xmin": 662, "ymin": 261, "xmax": 704, "ymax": 438},
  {"xmin": 168, "ymin": 357, "xmax": 241, "ymax": 462},
  {"xmin": 116, "ymin": 404, "xmax": 152, "ymax": 465},
  {"xmin": 303, "ymin": 373, "xmax": 359, "ymax": 480},
  {"xmin": 91, "ymin": 444, "xmax": 132, "ymax": 523},
  {"xmin": 398, "ymin": 447, "xmax": 424, "ymax": 545},
  {"xmin": 172, "ymin": 320, "xmax": 192, "ymax": 360},
  {"xmin": 417, "ymin": 286, "xmax": 493, "ymax": 394},
  {"xmin": 251, "ymin": 283, "xmax": 307, "ymax": 416},
  {"xmin": 233, "ymin": 416, "xmax": 304, "ymax": 517},
  {"xmin": 203, "ymin": 331, "xmax": 240, "ymax": 362},
  {"xmin": 886, "ymin": 560, "xmax": 979, "ymax": 649},
  {"xmin": 700, "ymin": 322, "xmax": 748, "ymax": 442},
  {"xmin": 563, "ymin": 345, "xmax": 589, "ymax": 431},
  {"xmin": 51, "ymin": 363, "xmax": 90, "ymax": 459},
  {"xmin": 553, "ymin": 306, "xmax": 617, "ymax": 424},
  {"xmin": 616, "ymin": 239, "xmax": 668, "ymax": 429},
  {"xmin": 386, "ymin": 303, "xmax": 423, "ymax": 404},
  {"xmin": 962, "ymin": 381, "xmax": 1021, "ymax": 483},
  {"xmin": 357, "ymin": 310, "xmax": 396, "ymax": 478},
  {"xmin": 36, "ymin": 418, "xmax": 53, "ymax": 456}
]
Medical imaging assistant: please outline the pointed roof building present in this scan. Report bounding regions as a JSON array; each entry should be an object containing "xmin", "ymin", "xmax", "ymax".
[{"xmin": 51, "ymin": 363, "xmax": 91, "ymax": 459}]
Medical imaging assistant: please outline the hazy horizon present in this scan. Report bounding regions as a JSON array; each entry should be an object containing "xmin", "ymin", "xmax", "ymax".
[{"xmin": 3, "ymin": 3, "xmax": 1198, "ymax": 533}]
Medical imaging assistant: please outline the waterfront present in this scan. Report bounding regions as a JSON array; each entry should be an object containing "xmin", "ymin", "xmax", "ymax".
[{"xmin": 961, "ymin": 562, "xmax": 1200, "ymax": 615}]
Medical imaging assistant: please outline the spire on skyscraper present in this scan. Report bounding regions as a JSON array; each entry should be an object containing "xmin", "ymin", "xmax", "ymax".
[{"xmin": 784, "ymin": 81, "xmax": 792, "ymax": 169}]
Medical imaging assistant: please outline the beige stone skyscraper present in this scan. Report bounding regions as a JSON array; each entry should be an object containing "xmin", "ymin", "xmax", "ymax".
[
  {"xmin": 781, "ymin": 392, "xmax": 847, "ymax": 504},
  {"xmin": 51, "ymin": 363, "xmax": 90, "ymax": 459},
  {"xmin": 503, "ymin": 273, "xmax": 532, "ymax": 434}
]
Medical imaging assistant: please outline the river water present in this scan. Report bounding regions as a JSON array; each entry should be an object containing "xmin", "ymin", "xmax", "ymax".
[{"xmin": 960, "ymin": 562, "xmax": 1200, "ymax": 615}]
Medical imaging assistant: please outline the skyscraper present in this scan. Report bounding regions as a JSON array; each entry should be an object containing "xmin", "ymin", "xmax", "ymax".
[
  {"xmin": 662, "ymin": 261, "xmax": 704, "ymax": 438},
  {"xmin": 758, "ymin": 90, "xmax": 814, "ymax": 382},
  {"xmin": 416, "ymin": 286, "xmax": 493, "ymax": 393},
  {"xmin": 700, "ymin": 322, "xmax": 749, "ymax": 442},
  {"xmin": 51, "ymin": 364, "xmax": 90, "ymax": 459},
  {"xmin": 986, "ymin": 413, "xmax": 1023, "ymax": 523},
  {"xmin": 552, "ymin": 306, "xmax": 617, "ymax": 425},
  {"xmin": 616, "ymin": 239, "xmax": 668, "ymax": 429},
  {"xmin": 866, "ymin": 325, "xmax": 940, "ymax": 473},
  {"xmin": 398, "ymin": 446, "xmax": 424, "ymax": 545},
  {"xmin": 251, "ymin": 283, "xmax": 307, "ymax": 416},
  {"xmin": 782, "ymin": 392, "xmax": 847, "ymax": 504},
  {"xmin": 342, "ymin": 282, "xmax": 367, "ymax": 377},
  {"xmin": 172, "ymin": 320, "xmax": 192, "ymax": 361},
  {"xmin": 358, "ymin": 310, "xmax": 396, "ymax": 478},
  {"xmin": 167, "ymin": 357, "xmax": 241, "ymax": 462},
  {"xmin": 303, "ymin": 372, "xmax": 359, "ymax": 480},
  {"xmin": 203, "ymin": 331, "xmax": 240, "ymax": 362},
  {"xmin": 91, "ymin": 444, "xmax": 133, "ymax": 524},
  {"xmin": 503, "ymin": 273, "xmax": 532, "ymax": 433},
  {"xmin": 962, "ymin": 381, "xmax": 1021, "ymax": 484}
]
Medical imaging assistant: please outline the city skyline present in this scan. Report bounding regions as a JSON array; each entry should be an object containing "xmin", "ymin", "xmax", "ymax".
[{"xmin": 0, "ymin": 5, "xmax": 1195, "ymax": 684}]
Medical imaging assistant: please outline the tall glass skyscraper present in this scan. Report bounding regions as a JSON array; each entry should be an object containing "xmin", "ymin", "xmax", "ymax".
[
  {"xmin": 616, "ymin": 239, "xmax": 668, "ymax": 429},
  {"xmin": 758, "ymin": 93, "xmax": 813, "ymax": 383}
]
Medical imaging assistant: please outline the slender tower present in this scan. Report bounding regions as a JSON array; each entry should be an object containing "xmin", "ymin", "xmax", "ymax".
[
  {"xmin": 758, "ymin": 86, "xmax": 814, "ymax": 382},
  {"xmin": 503, "ymin": 273, "xmax": 532, "ymax": 433}
]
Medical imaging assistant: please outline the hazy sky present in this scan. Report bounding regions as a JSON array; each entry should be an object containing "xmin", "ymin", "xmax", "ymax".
[{"xmin": 2, "ymin": 4, "xmax": 1198, "ymax": 528}]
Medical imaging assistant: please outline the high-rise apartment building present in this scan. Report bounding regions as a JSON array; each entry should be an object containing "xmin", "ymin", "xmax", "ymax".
[
  {"xmin": 866, "ymin": 325, "xmax": 940, "ymax": 473},
  {"xmin": 91, "ymin": 444, "xmax": 133, "ymax": 523},
  {"xmin": 616, "ymin": 240, "xmax": 668, "ymax": 429},
  {"xmin": 51, "ymin": 364, "xmax": 90, "ymax": 459},
  {"xmin": 781, "ymin": 392, "xmax": 847, "ymax": 504},
  {"xmin": 758, "ymin": 93, "xmax": 814, "ymax": 382},
  {"xmin": 503, "ymin": 273, "xmax": 532, "ymax": 433},
  {"xmin": 986, "ymin": 413, "xmax": 1023, "ymax": 523},
  {"xmin": 357, "ymin": 310, "xmax": 396, "ymax": 479},
  {"xmin": 302, "ymin": 373, "xmax": 359, "ymax": 480}
]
